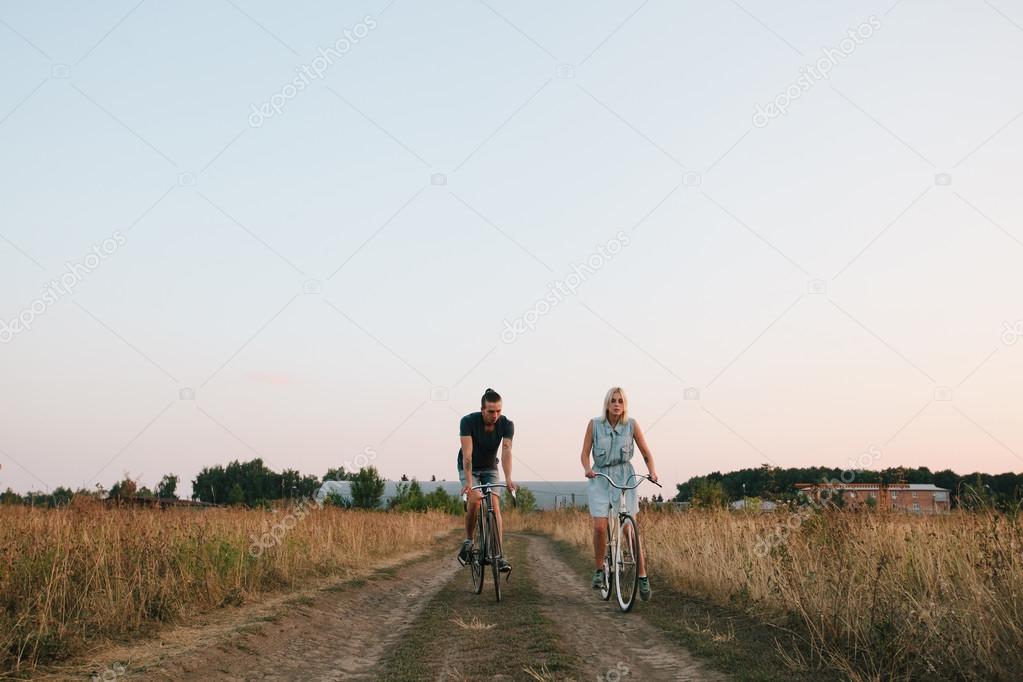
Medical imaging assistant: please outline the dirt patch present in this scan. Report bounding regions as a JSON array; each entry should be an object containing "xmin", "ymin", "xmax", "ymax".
[
  {"xmin": 36, "ymin": 534, "xmax": 460, "ymax": 681},
  {"xmin": 521, "ymin": 534, "xmax": 730, "ymax": 682},
  {"xmin": 376, "ymin": 536, "xmax": 582, "ymax": 680}
]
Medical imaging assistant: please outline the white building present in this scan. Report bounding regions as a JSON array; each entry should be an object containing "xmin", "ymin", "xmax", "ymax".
[{"xmin": 315, "ymin": 480, "xmax": 591, "ymax": 510}]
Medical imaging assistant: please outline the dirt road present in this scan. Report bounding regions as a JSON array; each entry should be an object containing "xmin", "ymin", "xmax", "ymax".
[
  {"xmin": 522, "ymin": 534, "xmax": 728, "ymax": 682},
  {"xmin": 56, "ymin": 534, "xmax": 728, "ymax": 681}
]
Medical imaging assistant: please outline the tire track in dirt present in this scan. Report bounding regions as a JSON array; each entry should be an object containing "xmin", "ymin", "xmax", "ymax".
[
  {"xmin": 521, "ymin": 534, "xmax": 730, "ymax": 682},
  {"xmin": 103, "ymin": 543, "xmax": 462, "ymax": 681}
]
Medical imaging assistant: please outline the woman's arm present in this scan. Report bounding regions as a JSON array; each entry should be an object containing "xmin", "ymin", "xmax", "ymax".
[
  {"xmin": 580, "ymin": 420, "xmax": 596, "ymax": 478},
  {"xmin": 633, "ymin": 420, "xmax": 658, "ymax": 483}
]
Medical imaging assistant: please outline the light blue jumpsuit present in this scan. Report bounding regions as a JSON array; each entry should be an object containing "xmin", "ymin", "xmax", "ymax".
[{"xmin": 587, "ymin": 416, "xmax": 639, "ymax": 518}]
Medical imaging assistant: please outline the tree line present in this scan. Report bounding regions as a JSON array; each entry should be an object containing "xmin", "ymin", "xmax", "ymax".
[
  {"xmin": 675, "ymin": 464, "xmax": 1023, "ymax": 510},
  {"xmin": 0, "ymin": 458, "xmax": 539, "ymax": 513}
]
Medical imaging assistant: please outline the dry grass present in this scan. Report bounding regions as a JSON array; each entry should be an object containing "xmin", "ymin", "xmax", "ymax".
[
  {"xmin": 449, "ymin": 615, "xmax": 497, "ymax": 631},
  {"xmin": 507, "ymin": 508, "xmax": 1023, "ymax": 681},
  {"xmin": 0, "ymin": 500, "xmax": 455, "ymax": 676}
]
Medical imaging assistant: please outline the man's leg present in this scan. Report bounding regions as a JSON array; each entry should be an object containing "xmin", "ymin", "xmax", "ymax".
[
  {"xmin": 465, "ymin": 491, "xmax": 480, "ymax": 540},
  {"xmin": 458, "ymin": 468, "xmax": 479, "ymax": 564}
]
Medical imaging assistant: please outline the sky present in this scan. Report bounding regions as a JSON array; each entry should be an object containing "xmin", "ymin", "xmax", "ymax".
[{"xmin": 1, "ymin": 0, "xmax": 1022, "ymax": 498}]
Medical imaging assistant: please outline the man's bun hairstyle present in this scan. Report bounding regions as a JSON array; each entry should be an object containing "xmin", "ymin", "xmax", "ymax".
[{"xmin": 481, "ymin": 387, "xmax": 502, "ymax": 408}]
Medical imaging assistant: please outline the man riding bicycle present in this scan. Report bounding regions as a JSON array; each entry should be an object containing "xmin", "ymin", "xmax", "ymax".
[{"xmin": 457, "ymin": 388, "xmax": 516, "ymax": 572}]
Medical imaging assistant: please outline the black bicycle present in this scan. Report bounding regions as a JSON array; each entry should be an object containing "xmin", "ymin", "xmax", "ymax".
[
  {"xmin": 591, "ymin": 471, "xmax": 661, "ymax": 612},
  {"xmin": 462, "ymin": 482, "xmax": 515, "ymax": 602}
]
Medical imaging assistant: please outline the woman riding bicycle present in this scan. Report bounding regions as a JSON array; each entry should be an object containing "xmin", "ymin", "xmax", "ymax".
[{"xmin": 580, "ymin": 387, "xmax": 659, "ymax": 600}]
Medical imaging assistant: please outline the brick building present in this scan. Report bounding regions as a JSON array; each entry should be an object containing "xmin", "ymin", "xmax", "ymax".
[{"xmin": 795, "ymin": 482, "xmax": 951, "ymax": 513}]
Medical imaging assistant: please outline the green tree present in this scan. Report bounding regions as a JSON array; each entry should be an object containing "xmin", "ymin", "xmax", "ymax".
[
  {"xmin": 228, "ymin": 483, "xmax": 245, "ymax": 505},
  {"xmin": 51, "ymin": 486, "xmax": 74, "ymax": 507},
  {"xmin": 504, "ymin": 486, "xmax": 537, "ymax": 512},
  {"xmin": 323, "ymin": 491, "xmax": 351, "ymax": 508},
  {"xmin": 1, "ymin": 488, "xmax": 23, "ymax": 505},
  {"xmin": 323, "ymin": 467, "xmax": 354, "ymax": 482},
  {"xmin": 690, "ymin": 478, "xmax": 728, "ymax": 508},
  {"xmin": 157, "ymin": 474, "xmax": 179, "ymax": 499},
  {"xmin": 108, "ymin": 476, "xmax": 138, "ymax": 499},
  {"xmin": 350, "ymin": 466, "xmax": 385, "ymax": 509},
  {"xmin": 423, "ymin": 486, "xmax": 462, "ymax": 514}
]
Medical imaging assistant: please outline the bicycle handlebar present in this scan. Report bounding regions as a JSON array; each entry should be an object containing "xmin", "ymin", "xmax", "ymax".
[
  {"xmin": 461, "ymin": 483, "xmax": 517, "ymax": 507},
  {"xmin": 590, "ymin": 471, "xmax": 662, "ymax": 490}
]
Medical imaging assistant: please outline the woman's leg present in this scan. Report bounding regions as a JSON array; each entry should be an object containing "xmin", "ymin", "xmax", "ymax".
[
  {"xmin": 635, "ymin": 523, "xmax": 646, "ymax": 577},
  {"xmin": 592, "ymin": 516, "xmax": 608, "ymax": 569}
]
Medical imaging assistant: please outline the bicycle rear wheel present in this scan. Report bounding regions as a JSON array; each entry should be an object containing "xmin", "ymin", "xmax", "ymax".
[
  {"xmin": 615, "ymin": 515, "xmax": 639, "ymax": 612},
  {"xmin": 488, "ymin": 508, "xmax": 501, "ymax": 602},
  {"xmin": 471, "ymin": 505, "xmax": 485, "ymax": 594}
]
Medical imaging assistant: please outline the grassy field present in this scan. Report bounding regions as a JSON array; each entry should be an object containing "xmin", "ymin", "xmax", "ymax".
[
  {"xmin": 5, "ymin": 500, "xmax": 1021, "ymax": 681},
  {"xmin": 507, "ymin": 507, "xmax": 1023, "ymax": 681},
  {"xmin": 0, "ymin": 500, "xmax": 456, "ymax": 677}
]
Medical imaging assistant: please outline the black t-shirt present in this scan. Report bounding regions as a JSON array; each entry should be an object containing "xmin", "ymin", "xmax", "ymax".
[{"xmin": 456, "ymin": 412, "xmax": 514, "ymax": 471}]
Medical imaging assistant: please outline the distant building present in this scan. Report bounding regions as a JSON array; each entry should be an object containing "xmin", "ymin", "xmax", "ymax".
[
  {"xmin": 104, "ymin": 496, "xmax": 218, "ymax": 509},
  {"xmin": 730, "ymin": 498, "xmax": 778, "ymax": 512},
  {"xmin": 315, "ymin": 480, "xmax": 590, "ymax": 511},
  {"xmin": 795, "ymin": 482, "xmax": 950, "ymax": 513}
]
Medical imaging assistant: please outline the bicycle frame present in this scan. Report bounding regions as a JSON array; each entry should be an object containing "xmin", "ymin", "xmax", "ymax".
[
  {"xmin": 591, "ymin": 471, "xmax": 660, "ymax": 611},
  {"xmin": 462, "ymin": 482, "xmax": 516, "ymax": 601}
]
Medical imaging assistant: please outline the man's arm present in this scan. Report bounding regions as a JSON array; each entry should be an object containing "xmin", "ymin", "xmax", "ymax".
[
  {"xmin": 461, "ymin": 436, "xmax": 474, "ymax": 495},
  {"xmin": 501, "ymin": 438, "xmax": 514, "ymax": 491}
]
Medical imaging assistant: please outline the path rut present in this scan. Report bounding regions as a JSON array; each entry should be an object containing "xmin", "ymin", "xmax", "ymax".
[{"xmin": 521, "ymin": 534, "xmax": 729, "ymax": 682}]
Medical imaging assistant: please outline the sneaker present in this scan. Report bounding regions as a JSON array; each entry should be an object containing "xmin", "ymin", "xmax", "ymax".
[
  {"xmin": 497, "ymin": 557, "xmax": 512, "ymax": 573},
  {"xmin": 592, "ymin": 569, "xmax": 605, "ymax": 589},
  {"xmin": 638, "ymin": 576, "xmax": 652, "ymax": 601},
  {"xmin": 457, "ymin": 539, "xmax": 472, "ymax": 565}
]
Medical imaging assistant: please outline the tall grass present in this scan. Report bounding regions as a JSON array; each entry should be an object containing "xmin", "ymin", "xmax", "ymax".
[
  {"xmin": 0, "ymin": 500, "xmax": 456, "ymax": 676},
  {"xmin": 508, "ymin": 508, "xmax": 1023, "ymax": 681}
]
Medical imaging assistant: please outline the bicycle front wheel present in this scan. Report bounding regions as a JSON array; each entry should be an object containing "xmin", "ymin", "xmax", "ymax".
[
  {"xmin": 488, "ymin": 509, "xmax": 502, "ymax": 602},
  {"xmin": 615, "ymin": 515, "xmax": 639, "ymax": 612},
  {"xmin": 471, "ymin": 505, "xmax": 485, "ymax": 594}
]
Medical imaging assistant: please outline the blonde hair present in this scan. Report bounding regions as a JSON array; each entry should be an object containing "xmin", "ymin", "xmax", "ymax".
[{"xmin": 601, "ymin": 387, "xmax": 629, "ymax": 424}]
